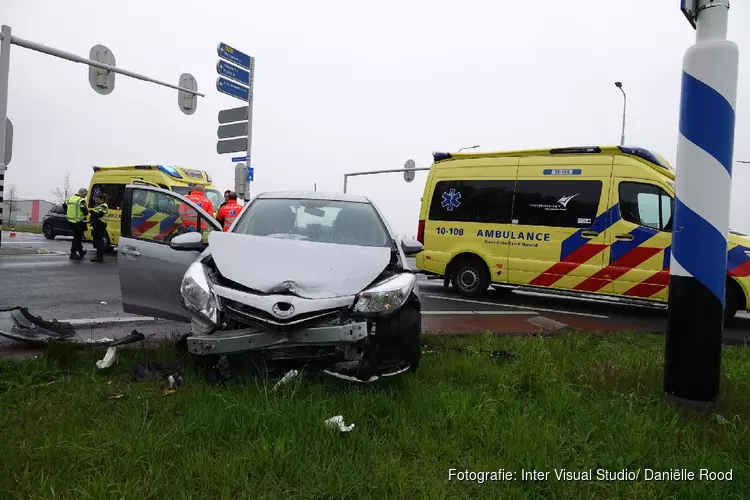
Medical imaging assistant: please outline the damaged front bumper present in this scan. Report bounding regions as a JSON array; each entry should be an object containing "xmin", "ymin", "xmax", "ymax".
[{"xmin": 186, "ymin": 321, "xmax": 368, "ymax": 355}]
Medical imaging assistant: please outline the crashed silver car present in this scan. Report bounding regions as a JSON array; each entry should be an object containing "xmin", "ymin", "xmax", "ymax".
[{"xmin": 116, "ymin": 185, "xmax": 424, "ymax": 382}]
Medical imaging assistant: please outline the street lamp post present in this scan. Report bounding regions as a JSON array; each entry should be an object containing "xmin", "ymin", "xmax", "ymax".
[
  {"xmin": 614, "ymin": 81, "xmax": 627, "ymax": 146},
  {"xmin": 458, "ymin": 145, "xmax": 480, "ymax": 152}
]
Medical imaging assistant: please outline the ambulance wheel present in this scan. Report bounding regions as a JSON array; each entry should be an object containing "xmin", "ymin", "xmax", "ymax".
[
  {"xmin": 451, "ymin": 256, "xmax": 490, "ymax": 297},
  {"xmin": 104, "ymin": 233, "xmax": 114, "ymax": 254},
  {"xmin": 724, "ymin": 282, "xmax": 739, "ymax": 325}
]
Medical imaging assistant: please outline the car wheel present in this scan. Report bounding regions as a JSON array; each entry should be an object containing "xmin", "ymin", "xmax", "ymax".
[
  {"xmin": 42, "ymin": 223, "xmax": 55, "ymax": 240},
  {"xmin": 451, "ymin": 256, "xmax": 490, "ymax": 297},
  {"xmin": 362, "ymin": 301, "xmax": 422, "ymax": 378},
  {"xmin": 724, "ymin": 282, "xmax": 739, "ymax": 325}
]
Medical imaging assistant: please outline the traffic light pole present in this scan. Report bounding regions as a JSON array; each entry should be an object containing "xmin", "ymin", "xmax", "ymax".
[
  {"xmin": 0, "ymin": 24, "xmax": 206, "ymax": 247},
  {"xmin": 665, "ymin": 0, "xmax": 738, "ymax": 408},
  {"xmin": 343, "ymin": 166, "xmax": 430, "ymax": 193}
]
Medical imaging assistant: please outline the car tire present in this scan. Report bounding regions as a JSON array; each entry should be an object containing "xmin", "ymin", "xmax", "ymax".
[
  {"xmin": 364, "ymin": 300, "xmax": 422, "ymax": 377},
  {"xmin": 42, "ymin": 223, "xmax": 55, "ymax": 240},
  {"xmin": 724, "ymin": 282, "xmax": 739, "ymax": 325},
  {"xmin": 451, "ymin": 256, "xmax": 490, "ymax": 297}
]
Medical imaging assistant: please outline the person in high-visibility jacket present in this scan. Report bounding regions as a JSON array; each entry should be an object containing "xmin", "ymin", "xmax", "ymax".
[
  {"xmin": 216, "ymin": 191, "xmax": 242, "ymax": 232},
  {"xmin": 64, "ymin": 188, "xmax": 89, "ymax": 260},
  {"xmin": 89, "ymin": 193, "xmax": 109, "ymax": 263},
  {"xmin": 178, "ymin": 184, "xmax": 214, "ymax": 232}
]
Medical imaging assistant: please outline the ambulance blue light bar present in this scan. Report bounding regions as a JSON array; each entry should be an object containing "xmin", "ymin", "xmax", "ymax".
[
  {"xmin": 618, "ymin": 146, "xmax": 671, "ymax": 171},
  {"xmin": 157, "ymin": 165, "xmax": 182, "ymax": 179},
  {"xmin": 432, "ymin": 152, "xmax": 453, "ymax": 162}
]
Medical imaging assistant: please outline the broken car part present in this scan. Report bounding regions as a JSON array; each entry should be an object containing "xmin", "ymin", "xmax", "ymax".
[
  {"xmin": 324, "ymin": 415, "xmax": 355, "ymax": 432},
  {"xmin": 96, "ymin": 346, "xmax": 118, "ymax": 369},
  {"xmin": 0, "ymin": 307, "xmax": 75, "ymax": 345}
]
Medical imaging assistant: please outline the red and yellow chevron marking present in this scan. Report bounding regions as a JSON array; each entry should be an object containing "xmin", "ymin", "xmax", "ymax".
[
  {"xmin": 131, "ymin": 209, "xmax": 182, "ymax": 242},
  {"xmin": 573, "ymin": 246, "xmax": 662, "ymax": 292},
  {"xmin": 623, "ymin": 267, "xmax": 670, "ymax": 298},
  {"xmin": 528, "ymin": 243, "xmax": 608, "ymax": 287}
]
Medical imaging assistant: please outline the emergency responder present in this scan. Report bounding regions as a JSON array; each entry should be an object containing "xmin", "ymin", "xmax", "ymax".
[
  {"xmin": 64, "ymin": 188, "xmax": 89, "ymax": 260},
  {"xmin": 178, "ymin": 184, "xmax": 214, "ymax": 231},
  {"xmin": 217, "ymin": 190, "xmax": 231, "ymax": 216},
  {"xmin": 89, "ymin": 193, "xmax": 109, "ymax": 262},
  {"xmin": 216, "ymin": 191, "xmax": 242, "ymax": 231}
]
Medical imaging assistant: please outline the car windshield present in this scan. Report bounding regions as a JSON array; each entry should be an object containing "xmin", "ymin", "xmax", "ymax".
[{"xmin": 232, "ymin": 198, "xmax": 390, "ymax": 247}]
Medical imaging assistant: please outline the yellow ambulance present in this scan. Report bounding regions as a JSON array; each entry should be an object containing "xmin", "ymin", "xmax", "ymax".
[
  {"xmin": 415, "ymin": 146, "xmax": 750, "ymax": 321},
  {"xmin": 84, "ymin": 165, "xmax": 221, "ymax": 249}
]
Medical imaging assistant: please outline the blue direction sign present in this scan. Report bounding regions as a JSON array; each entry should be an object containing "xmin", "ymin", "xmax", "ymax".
[
  {"xmin": 247, "ymin": 167, "xmax": 255, "ymax": 182},
  {"xmin": 232, "ymin": 156, "xmax": 247, "ymax": 163},
  {"xmin": 216, "ymin": 77, "xmax": 249, "ymax": 102},
  {"xmin": 217, "ymin": 42, "xmax": 251, "ymax": 70},
  {"xmin": 216, "ymin": 60, "xmax": 250, "ymax": 86}
]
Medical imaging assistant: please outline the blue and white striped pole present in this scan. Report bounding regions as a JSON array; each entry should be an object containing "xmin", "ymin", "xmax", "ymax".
[{"xmin": 666, "ymin": 0, "xmax": 738, "ymax": 406}]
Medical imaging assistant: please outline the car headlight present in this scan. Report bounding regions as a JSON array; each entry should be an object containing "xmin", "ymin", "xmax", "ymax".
[
  {"xmin": 352, "ymin": 273, "xmax": 416, "ymax": 316},
  {"xmin": 180, "ymin": 262, "xmax": 220, "ymax": 324}
]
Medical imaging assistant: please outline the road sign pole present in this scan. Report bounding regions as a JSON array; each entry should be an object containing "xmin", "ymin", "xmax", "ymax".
[
  {"xmin": 666, "ymin": 0, "xmax": 738, "ymax": 408},
  {"xmin": 245, "ymin": 57, "xmax": 255, "ymax": 203},
  {"xmin": 0, "ymin": 26, "xmax": 11, "ymax": 248}
]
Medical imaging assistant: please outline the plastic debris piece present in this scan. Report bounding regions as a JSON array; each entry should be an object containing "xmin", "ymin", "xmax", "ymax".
[
  {"xmin": 96, "ymin": 346, "xmax": 117, "ymax": 369},
  {"xmin": 100, "ymin": 301, "xmax": 107, "ymax": 305},
  {"xmin": 167, "ymin": 374, "xmax": 183, "ymax": 390},
  {"xmin": 324, "ymin": 415, "xmax": 355, "ymax": 432},
  {"xmin": 85, "ymin": 337, "xmax": 114, "ymax": 344},
  {"xmin": 273, "ymin": 369, "xmax": 299, "ymax": 391},
  {"xmin": 108, "ymin": 394, "xmax": 125, "ymax": 400}
]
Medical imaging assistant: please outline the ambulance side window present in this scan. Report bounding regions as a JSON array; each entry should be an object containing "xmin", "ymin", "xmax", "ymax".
[
  {"xmin": 512, "ymin": 180, "xmax": 602, "ymax": 228},
  {"xmin": 429, "ymin": 180, "xmax": 515, "ymax": 223},
  {"xmin": 90, "ymin": 184, "xmax": 126, "ymax": 210},
  {"xmin": 618, "ymin": 182, "xmax": 673, "ymax": 232}
]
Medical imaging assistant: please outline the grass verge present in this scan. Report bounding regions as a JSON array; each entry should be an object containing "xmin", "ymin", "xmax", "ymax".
[
  {"xmin": 0, "ymin": 332, "xmax": 748, "ymax": 499},
  {"xmin": 2, "ymin": 224, "xmax": 42, "ymax": 234}
]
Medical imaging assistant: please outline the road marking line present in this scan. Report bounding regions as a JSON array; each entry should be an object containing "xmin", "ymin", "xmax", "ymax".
[
  {"xmin": 63, "ymin": 316, "xmax": 156, "ymax": 326},
  {"xmin": 423, "ymin": 310, "xmax": 536, "ymax": 316},
  {"xmin": 423, "ymin": 294, "xmax": 610, "ymax": 319}
]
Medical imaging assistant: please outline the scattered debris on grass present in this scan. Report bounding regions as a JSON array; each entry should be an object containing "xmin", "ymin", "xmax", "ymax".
[
  {"xmin": 96, "ymin": 346, "xmax": 117, "ymax": 369},
  {"xmin": 325, "ymin": 415, "xmax": 355, "ymax": 432},
  {"xmin": 273, "ymin": 369, "xmax": 299, "ymax": 391}
]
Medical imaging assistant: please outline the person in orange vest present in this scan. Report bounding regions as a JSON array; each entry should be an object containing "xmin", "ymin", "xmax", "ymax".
[
  {"xmin": 216, "ymin": 191, "xmax": 242, "ymax": 232},
  {"xmin": 178, "ymin": 184, "xmax": 214, "ymax": 231}
]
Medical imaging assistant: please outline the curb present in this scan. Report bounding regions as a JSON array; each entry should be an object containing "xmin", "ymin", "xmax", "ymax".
[{"xmin": 63, "ymin": 316, "xmax": 159, "ymax": 327}]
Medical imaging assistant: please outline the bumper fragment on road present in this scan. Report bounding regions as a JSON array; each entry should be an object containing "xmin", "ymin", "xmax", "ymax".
[{"xmin": 0, "ymin": 307, "xmax": 76, "ymax": 344}]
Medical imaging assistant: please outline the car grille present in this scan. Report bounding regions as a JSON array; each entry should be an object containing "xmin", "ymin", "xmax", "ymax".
[{"xmin": 223, "ymin": 298, "xmax": 343, "ymax": 330}]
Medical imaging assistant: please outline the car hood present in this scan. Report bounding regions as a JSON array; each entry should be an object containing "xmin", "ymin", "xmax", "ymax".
[{"xmin": 207, "ymin": 232, "xmax": 392, "ymax": 299}]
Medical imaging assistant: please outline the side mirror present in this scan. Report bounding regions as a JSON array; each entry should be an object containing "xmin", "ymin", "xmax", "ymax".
[
  {"xmin": 400, "ymin": 237, "xmax": 424, "ymax": 256},
  {"xmin": 170, "ymin": 232, "xmax": 205, "ymax": 251}
]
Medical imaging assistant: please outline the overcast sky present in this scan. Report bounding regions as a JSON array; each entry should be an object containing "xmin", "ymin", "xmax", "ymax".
[{"xmin": 3, "ymin": 0, "xmax": 749, "ymax": 235}]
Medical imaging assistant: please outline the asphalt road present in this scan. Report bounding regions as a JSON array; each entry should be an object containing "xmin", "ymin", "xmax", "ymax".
[{"xmin": 1, "ymin": 231, "xmax": 748, "ymax": 349}]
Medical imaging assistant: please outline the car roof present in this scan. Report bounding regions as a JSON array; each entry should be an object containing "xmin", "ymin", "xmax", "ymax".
[{"xmin": 255, "ymin": 191, "xmax": 371, "ymax": 203}]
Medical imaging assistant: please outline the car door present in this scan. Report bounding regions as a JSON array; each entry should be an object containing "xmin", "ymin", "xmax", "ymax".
[
  {"xmin": 601, "ymin": 179, "xmax": 673, "ymax": 302},
  {"xmin": 117, "ymin": 185, "xmax": 222, "ymax": 321},
  {"xmin": 508, "ymin": 158, "xmax": 612, "ymax": 291},
  {"xmin": 51, "ymin": 206, "xmax": 71, "ymax": 235}
]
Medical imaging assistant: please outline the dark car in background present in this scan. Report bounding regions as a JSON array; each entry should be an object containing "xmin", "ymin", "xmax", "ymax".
[{"xmin": 42, "ymin": 205, "xmax": 72, "ymax": 239}]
